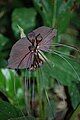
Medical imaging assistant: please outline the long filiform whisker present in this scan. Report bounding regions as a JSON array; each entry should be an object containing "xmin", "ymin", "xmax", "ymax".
[
  {"xmin": 13, "ymin": 71, "xmax": 27, "ymax": 120},
  {"xmin": 48, "ymin": 49, "xmax": 77, "ymax": 59},
  {"xmin": 24, "ymin": 70, "xmax": 30, "ymax": 115},
  {"xmin": 39, "ymin": 67, "xmax": 55, "ymax": 119},
  {"xmin": 48, "ymin": 50, "xmax": 80, "ymax": 81},
  {"xmin": 28, "ymin": 70, "xmax": 31, "ymax": 113},
  {"xmin": 39, "ymin": 50, "xmax": 61, "ymax": 86},
  {"xmin": 43, "ymin": 43, "xmax": 80, "ymax": 53},
  {"xmin": 38, "ymin": 50, "xmax": 54, "ymax": 70}
]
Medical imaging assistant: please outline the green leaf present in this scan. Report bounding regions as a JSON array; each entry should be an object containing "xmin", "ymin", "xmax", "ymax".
[
  {"xmin": 44, "ymin": 52, "xmax": 80, "ymax": 109},
  {"xmin": 44, "ymin": 53, "xmax": 80, "ymax": 85},
  {"xmin": 0, "ymin": 70, "xmax": 6, "ymax": 90},
  {"xmin": 0, "ymin": 100, "xmax": 23, "ymax": 120},
  {"xmin": 1, "ymin": 69, "xmax": 25, "ymax": 108},
  {"xmin": 68, "ymin": 83, "xmax": 80, "ymax": 109},
  {"xmin": 57, "ymin": 11, "xmax": 71, "ymax": 34},
  {"xmin": 70, "ymin": 104, "xmax": 80, "ymax": 120},
  {"xmin": 12, "ymin": 8, "xmax": 37, "ymax": 38},
  {"xmin": 56, "ymin": 0, "xmax": 74, "ymax": 34},
  {"xmin": 58, "ymin": 0, "xmax": 74, "ymax": 15},
  {"xmin": 33, "ymin": 0, "xmax": 53, "ymax": 26}
]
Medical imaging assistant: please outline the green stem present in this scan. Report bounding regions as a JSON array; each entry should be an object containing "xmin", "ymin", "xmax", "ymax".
[{"xmin": 52, "ymin": 0, "xmax": 57, "ymax": 27}]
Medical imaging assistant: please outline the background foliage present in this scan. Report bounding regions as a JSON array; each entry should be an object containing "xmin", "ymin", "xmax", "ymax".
[{"xmin": 0, "ymin": 0, "xmax": 80, "ymax": 120}]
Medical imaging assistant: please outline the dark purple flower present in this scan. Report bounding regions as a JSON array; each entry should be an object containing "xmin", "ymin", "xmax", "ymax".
[{"xmin": 8, "ymin": 26, "xmax": 57, "ymax": 70}]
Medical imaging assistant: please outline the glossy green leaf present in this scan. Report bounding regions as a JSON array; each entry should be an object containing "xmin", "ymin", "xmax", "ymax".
[
  {"xmin": 1, "ymin": 69, "xmax": 25, "ymax": 108},
  {"xmin": 43, "ymin": 53, "xmax": 80, "ymax": 85},
  {"xmin": 0, "ymin": 70, "xmax": 6, "ymax": 90}
]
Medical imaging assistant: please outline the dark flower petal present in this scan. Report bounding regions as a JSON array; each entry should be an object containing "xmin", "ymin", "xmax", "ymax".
[{"xmin": 8, "ymin": 37, "xmax": 31, "ymax": 69}]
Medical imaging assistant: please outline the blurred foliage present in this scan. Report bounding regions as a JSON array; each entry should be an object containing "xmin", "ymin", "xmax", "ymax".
[
  {"xmin": 12, "ymin": 7, "xmax": 37, "ymax": 37},
  {"xmin": 0, "ymin": 100, "xmax": 23, "ymax": 120},
  {"xmin": 0, "ymin": 0, "xmax": 80, "ymax": 120},
  {"xmin": 70, "ymin": 104, "xmax": 80, "ymax": 120},
  {"xmin": 0, "ymin": 100, "xmax": 35, "ymax": 120}
]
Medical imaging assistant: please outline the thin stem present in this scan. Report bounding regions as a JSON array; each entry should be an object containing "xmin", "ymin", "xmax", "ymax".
[
  {"xmin": 24, "ymin": 70, "xmax": 30, "ymax": 115},
  {"xmin": 28, "ymin": 70, "xmax": 31, "ymax": 113},
  {"xmin": 45, "ymin": 88, "xmax": 55, "ymax": 119},
  {"xmin": 36, "ymin": 69, "xmax": 44, "ymax": 118},
  {"xmin": 40, "ymin": 67, "xmax": 55, "ymax": 119}
]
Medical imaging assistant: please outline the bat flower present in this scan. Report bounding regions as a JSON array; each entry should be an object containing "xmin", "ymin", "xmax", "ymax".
[{"xmin": 8, "ymin": 26, "xmax": 57, "ymax": 70}]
